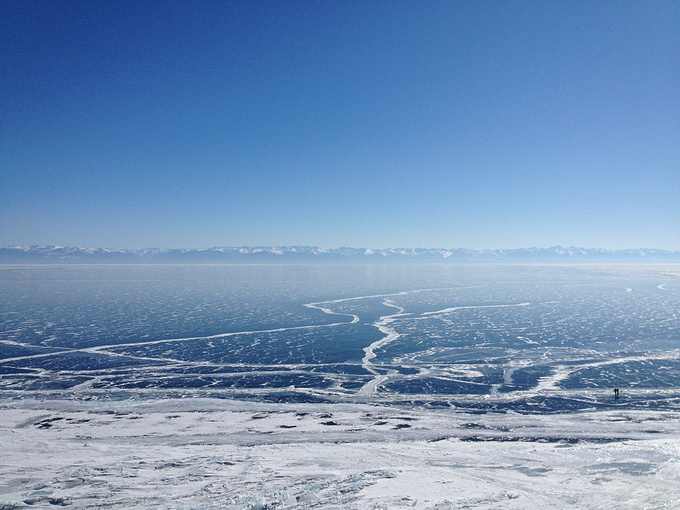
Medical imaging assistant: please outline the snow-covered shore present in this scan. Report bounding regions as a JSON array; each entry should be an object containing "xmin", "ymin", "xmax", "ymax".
[{"xmin": 2, "ymin": 398, "xmax": 679, "ymax": 509}]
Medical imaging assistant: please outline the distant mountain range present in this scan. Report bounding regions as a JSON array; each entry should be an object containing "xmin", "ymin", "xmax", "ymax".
[{"xmin": 1, "ymin": 245, "xmax": 680, "ymax": 264}]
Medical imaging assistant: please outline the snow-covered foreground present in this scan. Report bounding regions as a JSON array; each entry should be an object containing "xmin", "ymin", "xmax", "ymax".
[{"xmin": 2, "ymin": 398, "xmax": 679, "ymax": 509}]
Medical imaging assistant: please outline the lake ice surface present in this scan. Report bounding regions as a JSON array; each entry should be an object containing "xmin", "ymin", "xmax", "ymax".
[{"xmin": 1, "ymin": 264, "xmax": 679, "ymax": 508}]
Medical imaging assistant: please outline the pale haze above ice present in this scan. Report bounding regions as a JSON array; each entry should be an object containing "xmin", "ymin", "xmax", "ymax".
[{"xmin": 1, "ymin": 1, "xmax": 678, "ymax": 250}]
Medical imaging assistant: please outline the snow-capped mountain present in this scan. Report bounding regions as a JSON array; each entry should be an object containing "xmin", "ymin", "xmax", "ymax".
[{"xmin": 1, "ymin": 245, "xmax": 679, "ymax": 263}]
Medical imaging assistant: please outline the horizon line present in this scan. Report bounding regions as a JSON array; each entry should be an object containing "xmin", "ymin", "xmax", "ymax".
[{"xmin": 3, "ymin": 244, "xmax": 680, "ymax": 253}]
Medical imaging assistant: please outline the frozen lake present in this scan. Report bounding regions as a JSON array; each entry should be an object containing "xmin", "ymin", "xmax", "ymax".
[{"xmin": 1, "ymin": 264, "xmax": 679, "ymax": 508}]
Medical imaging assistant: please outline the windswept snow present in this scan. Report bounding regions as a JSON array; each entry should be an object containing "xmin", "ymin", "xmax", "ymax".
[{"xmin": 1, "ymin": 398, "xmax": 679, "ymax": 509}]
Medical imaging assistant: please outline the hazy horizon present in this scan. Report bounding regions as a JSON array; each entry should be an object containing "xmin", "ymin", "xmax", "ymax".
[{"xmin": 5, "ymin": 243, "xmax": 680, "ymax": 252}]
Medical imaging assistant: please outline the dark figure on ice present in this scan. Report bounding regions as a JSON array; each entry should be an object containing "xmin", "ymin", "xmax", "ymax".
[{"xmin": 614, "ymin": 388, "xmax": 619, "ymax": 400}]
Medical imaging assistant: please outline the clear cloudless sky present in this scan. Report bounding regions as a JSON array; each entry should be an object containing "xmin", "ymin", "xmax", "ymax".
[{"xmin": 1, "ymin": 0, "xmax": 678, "ymax": 250}]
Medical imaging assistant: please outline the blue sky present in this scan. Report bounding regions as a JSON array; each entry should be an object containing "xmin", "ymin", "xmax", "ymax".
[{"xmin": 1, "ymin": 1, "xmax": 678, "ymax": 250}]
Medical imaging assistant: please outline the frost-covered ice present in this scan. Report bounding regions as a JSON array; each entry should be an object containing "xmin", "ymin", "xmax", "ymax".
[
  {"xmin": 2, "ymin": 398, "xmax": 680, "ymax": 509},
  {"xmin": 2, "ymin": 264, "xmax": 680, "ymax": 508}
]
